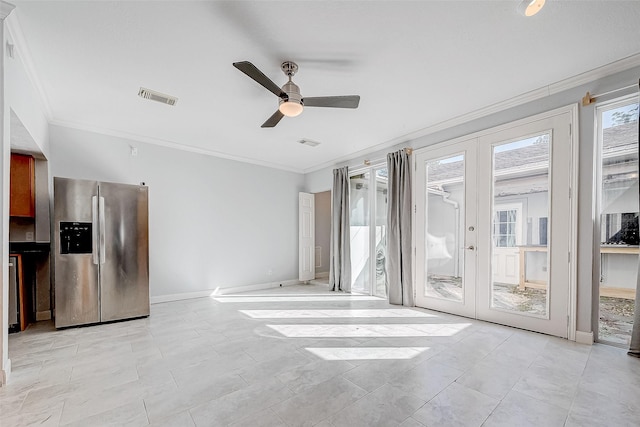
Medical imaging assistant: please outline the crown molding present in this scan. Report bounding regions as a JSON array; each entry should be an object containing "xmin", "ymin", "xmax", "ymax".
[
  {"xmin": 49, "ymin": 118, "xmax": 306, "ymax": 174},
  {"xmin": 5, "ymin": 9, "xmax": 53, "ymax": 120},
  {"xmin": 303, "ymin": 52, "xmax": 640, "ymax": 174},
  {"xmin": 0, "ymin": 2, "xmax": 15, "ymax": 21},
  {"xmin": 548, "ymin": 53, "xmax": 640, "ymax": 95}
]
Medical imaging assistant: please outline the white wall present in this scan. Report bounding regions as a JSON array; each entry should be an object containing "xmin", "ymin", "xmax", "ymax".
[
  {"xmin": 305, "ymin": 167, "xmax": 332, "ymax": 194},
  {"xmin": 6, "ymin": 22, "xmax": 49, "ymax": 158},
  {"xmin": 304, "ymin": 65, "xmax": 640, "ymax": 335},
  {"xmin": 49, "ymin": 125, "xmax": 305, "ymax": 299},
  {"xmin": 2, "ymin": 10, "xmax": 50, "ymax": 385}
]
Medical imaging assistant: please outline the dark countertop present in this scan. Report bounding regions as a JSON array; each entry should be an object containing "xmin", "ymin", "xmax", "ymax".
[{"xmin": 9, "ymin": 242, "xmax": 51, "ymax": 253}]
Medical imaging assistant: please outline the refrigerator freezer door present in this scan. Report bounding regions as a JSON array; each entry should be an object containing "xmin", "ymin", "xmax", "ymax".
[
  {"xmin": 54, "ymin": 177, "xmax": 100, "ymax": 328},
  {"xmin": 99, "ymin": 182, "xmax": 150, "ymax": 322}
]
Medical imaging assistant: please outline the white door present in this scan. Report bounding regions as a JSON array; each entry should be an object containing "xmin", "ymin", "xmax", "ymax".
[
  {"xmin": 476, "ymin": 113, "xmax": 572, "ymax": 338},
  {"xmin": 415, "ymin": 139, "xmax": 477, "ymax": 318},
  {"xmin": 299, "ymin": 192, "xmax": 315, "ymax": 282},
  {"xmin": 415, "ymin": 110, "xmax": 573, "ymax": 338}
]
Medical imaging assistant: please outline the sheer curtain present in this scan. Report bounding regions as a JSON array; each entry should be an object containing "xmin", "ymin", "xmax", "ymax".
[
  {"xmin": 630, "ymin": 79, "xmax": 640, "ymax": 358},
  {"xmin": 329, "ymin": 166, "xmax": 351, "ymax": 292},
  {"xmin": 386, "ymin": 150, "xmax": 414, "ymax": 306}
]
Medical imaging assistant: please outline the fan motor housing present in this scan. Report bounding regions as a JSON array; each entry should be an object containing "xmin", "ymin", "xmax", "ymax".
[{"xmin": 281, "ymin": 80, "xmax": 303, "ymax": 105}]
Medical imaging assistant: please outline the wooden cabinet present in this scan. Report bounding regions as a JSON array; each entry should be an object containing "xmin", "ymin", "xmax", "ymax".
[{"xmin": 10, "ymin": 153, "xmax": 36, "ymax": 218}]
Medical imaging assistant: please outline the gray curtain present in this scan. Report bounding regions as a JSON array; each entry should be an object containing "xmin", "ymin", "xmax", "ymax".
[
  {"xmin": 629, "ymin": 78, "xmax": 640, "ymax": 358},
  {"xmin": 386, "ymin": 150, "xmax": 414, "ymax": 306},
  {"xmin": 329, "ymin": 166, "xmax": 351, "ymax": 292}
]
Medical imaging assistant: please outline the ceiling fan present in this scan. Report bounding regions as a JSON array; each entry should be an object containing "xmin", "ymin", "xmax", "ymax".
[{"xmin": 233, "ymin": 60, "xmax": 360, "ymax": 128}]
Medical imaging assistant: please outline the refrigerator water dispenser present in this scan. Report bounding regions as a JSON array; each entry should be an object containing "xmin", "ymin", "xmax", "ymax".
[{"xmin": 59, "ymin": 222, "xmax": 92, "ymax": 254}]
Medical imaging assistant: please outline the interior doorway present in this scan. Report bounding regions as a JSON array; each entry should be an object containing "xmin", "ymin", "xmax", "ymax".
[{"xmin": 314, "ymin": 190, "xmax": 331, "ymax": 280}]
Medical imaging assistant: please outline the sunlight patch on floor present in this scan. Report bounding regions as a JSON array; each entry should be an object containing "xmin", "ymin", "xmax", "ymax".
[
  {"xmin": 240, "ymin": 309, "xmax": 437, "ymax": 319},
  {"xmin": 266, "ymin": 323, "xmax": 472, "ymax": 338},
  {"xmin": 211, "ymin": 295, "xmax": 381, "ymax": 303},
  {"xmin": 305, "ymin": 346, "xmax": 430, "ymax": 360}
]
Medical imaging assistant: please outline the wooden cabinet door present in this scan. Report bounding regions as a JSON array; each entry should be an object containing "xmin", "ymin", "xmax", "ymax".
[{"xmin": 10, "ymin": 153, "xmax": 35, "ymax": 217}]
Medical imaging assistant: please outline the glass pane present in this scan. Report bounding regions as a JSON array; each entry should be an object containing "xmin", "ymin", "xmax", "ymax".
[
  {"xmin": 424, "ymin": 154, "xmax": 464, "ymax": 302},
  {"xmin": 375, "ymin": 168, "xmax": 388, "ymax": 298},
  {"xmin": 350, "ymin": 172, "xmax": 370, "ymax": 294},
  {"xmin": 599, "ymin": 101, "xmax": 638, "ymax": 345},
  {"xmin": 491, "ymin": 134, "xmax": 550, "ymax": 316}
]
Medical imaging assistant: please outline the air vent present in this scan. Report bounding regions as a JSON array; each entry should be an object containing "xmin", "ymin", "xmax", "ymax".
[
  {"xmin": 298, "ymin": 139, "xmax": 320, "ymax": 147},
  {"xmin": 138, "ymin": 87, "xmax": 178, "ymax": 106}
]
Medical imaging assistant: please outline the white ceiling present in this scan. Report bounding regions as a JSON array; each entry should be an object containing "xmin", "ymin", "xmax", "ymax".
[{"xmin": 11, "ymin": 1, "xmax": 640, "ymax": 173}]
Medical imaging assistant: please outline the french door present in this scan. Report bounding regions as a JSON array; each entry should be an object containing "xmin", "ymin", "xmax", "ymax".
[
  {"xmin": 415, "ymin": 139, "xmax": 477, "ymax": 318},
  {"xmin": 349, "ymin": 166, "xmax": 388, "ymax": 297},
  {"xmin": 415, "ymin": 111, "xmax": 573, "ymax": 337}
]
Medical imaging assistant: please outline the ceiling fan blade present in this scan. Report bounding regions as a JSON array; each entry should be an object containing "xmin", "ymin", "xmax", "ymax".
[
  {"xmin": 261, "ymin": 110, "xmax": 285, "ymax": 128},
  {"xmin": 233, "ymin": 61, "xmax": 287, "ymax": 99},
  {"xmin": 303, "ymin": 95, "xmax": 360, "ymax": 109}
]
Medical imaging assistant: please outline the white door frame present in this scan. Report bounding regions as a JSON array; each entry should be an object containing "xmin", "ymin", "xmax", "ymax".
[{"xmin": 412, "ymin": 104, "xmax": 579, "ymax": 340}]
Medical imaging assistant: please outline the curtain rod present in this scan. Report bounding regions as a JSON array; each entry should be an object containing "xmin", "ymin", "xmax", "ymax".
[
  {"xmin": 582, "ymin": 83, "xmax": 638, "ymax": 107},
  {"xmin": 363, "ymin": 147, "xmax": 413, "ymax": 166}
]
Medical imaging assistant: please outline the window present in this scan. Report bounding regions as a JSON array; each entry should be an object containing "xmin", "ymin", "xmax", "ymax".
[
  {"xmin": 493, "ymin": 209, "xmax": 518, "ymax": 247},
  {"xmin": 596, "ymin": 96, "xmax": 638, "ymax": 346}
]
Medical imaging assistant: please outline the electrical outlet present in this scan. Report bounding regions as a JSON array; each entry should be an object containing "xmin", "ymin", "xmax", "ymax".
[{"xmin": 26, "ymin": 232, "xmax": 34, "ymax": 241}]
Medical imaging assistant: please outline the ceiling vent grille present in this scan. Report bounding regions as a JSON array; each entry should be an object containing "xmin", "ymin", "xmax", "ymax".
[
  {"xmin": 138, "ymin": 87, "xmax": 178, "ymax": 106},
  {"xmin": 298, "ymin": 139, "xmax": 320, "ymax": 147}
]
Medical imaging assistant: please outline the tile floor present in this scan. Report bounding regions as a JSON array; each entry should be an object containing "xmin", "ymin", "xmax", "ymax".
[{"xmin": 2, "ymin": 283, "xmax": 640, "ymax": 426}]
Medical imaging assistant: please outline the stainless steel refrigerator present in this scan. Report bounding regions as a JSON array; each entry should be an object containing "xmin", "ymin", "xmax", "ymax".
[{"xmin": 53, "ymin": 177, "xmax": 149, "ymax": 328}]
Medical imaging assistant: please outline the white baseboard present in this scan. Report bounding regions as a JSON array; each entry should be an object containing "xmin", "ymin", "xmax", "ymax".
[
  {"xmin": 150, "ymin": 279, "xmax": 300, "ymax": 304},
  {"xmin": 575, "ymin": 331, "xmax": 594, "ymax": 345},
  {"xmin": 36, "ymin": 311, "xmax": 51, "ymax": 321},
  {"xmin": 1, "ymin": 359, "xmax": 11, "ymax": 386},
  {"xmin": 315, "ymin": 271, "xmax": 329, "ymax": 279}
]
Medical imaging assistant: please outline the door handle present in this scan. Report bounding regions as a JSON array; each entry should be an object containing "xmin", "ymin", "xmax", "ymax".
[
  {"xmin": 92, "ymin": 196, "xmax": 99, "ymax": 265},
  {"xmin": 99, "ymin": 196, "xmax": 106, "ymax": 264},
  {"xmin": 466, "ymin": 245, "xmax": 475, "ymax": 250}
]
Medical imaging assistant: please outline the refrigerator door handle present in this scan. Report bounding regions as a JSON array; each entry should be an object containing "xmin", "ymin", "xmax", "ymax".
[
  {"xmin": 99, "ymin": 196, "xmax": 106, "ymax": 265},
  {"xmin": 92, "ymin": 196, "xmax": 99, "ymax": 265}
]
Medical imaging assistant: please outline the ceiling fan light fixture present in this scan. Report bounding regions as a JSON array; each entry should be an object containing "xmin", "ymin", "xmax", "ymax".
[
  {"xmin": 279, "ymin": 100, "xmax": 304, "ymax": 117},
  {"xmin": 233, "ymin": 60, "xmax": 360, "ymax": 127},
  {"xmin": 518, "ymin": 0, "xmax": 545, "ymax": 17}
]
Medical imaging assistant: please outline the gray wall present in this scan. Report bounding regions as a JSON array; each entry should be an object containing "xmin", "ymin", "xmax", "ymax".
[
  {"xmin": 304, "ymin": 65, "xmax": 640, "ymax": 336},
  {"xmin": 49, "ymin": 125, "xmax": 305, "ymax": 298}
]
